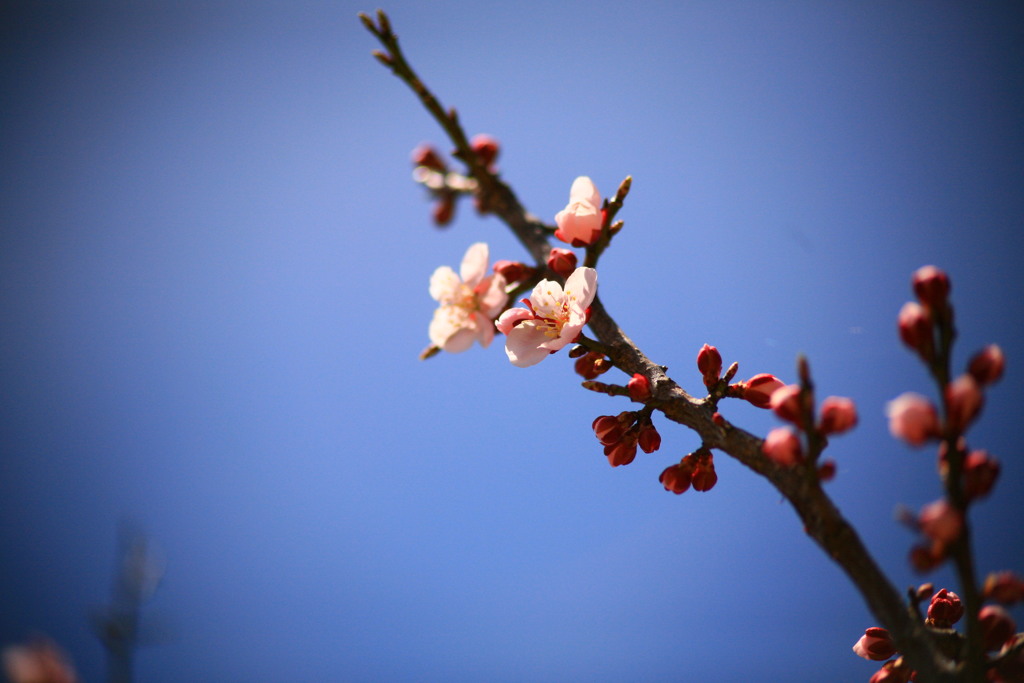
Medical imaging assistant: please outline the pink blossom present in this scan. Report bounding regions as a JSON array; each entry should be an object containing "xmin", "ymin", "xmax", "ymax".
[
  {"xmin": 818, "ymin": 396, "xmax": 858, "ymax": 435},
  {"xmin": 495, "ymin": 267, "xmax": 597, "ymax": 367},
  {"xmin": 554, "ymin": 176, "xmax": 603, "ymax": 247},
  {"xmin": 762, "ymin": 427, "xmax": 803, "ymax": 466},
  {"xmin": 886, "ymin": 393, "xmax": 939, "ymax": 446},
  {"xmin": 2, "ymin": 639, "xmax": 78, "ymax": 683},
  {"xmin": 853, "ymin": 627, "xmax": 897, "ymax": 661},
  {"xmin": 428, "ymin": 242, "xmax": 508, "ymax": 353}
]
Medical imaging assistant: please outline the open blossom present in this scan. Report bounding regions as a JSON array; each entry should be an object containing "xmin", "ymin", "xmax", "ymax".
[
  {"xmin": 428, "ymin": 242, "xmax": 508, "ymax": 352},
  {"xmin": 554, "ymin": 176, "xmax": 603, "ymax": 246},
  {"xmin": 495, "ymin": 267, "xmax": 597, "ymax": 367}
]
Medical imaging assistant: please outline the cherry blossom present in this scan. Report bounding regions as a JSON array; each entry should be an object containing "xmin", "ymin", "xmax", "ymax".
[
  {"xmin": 495, "ymin": 267, "xmax": 597, "ymax": 367},
  {"xmin": 428, "ymin": 242, "xmax": 508, "ymax": 352},
  {"xmin": 554, "ymin": 176, "xmax": 603, "ymax": 246}
]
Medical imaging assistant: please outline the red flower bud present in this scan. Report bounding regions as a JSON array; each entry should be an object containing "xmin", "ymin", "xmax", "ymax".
[
  {"xmin": 926, "ymin": 588, "xmax": 964, "ymax": 628},
  {"xmin": 968, "ymin": 344, "xmax": 1005, "ymax": 386},
  {"xmin": 979, "ymin": 605, "xmax": 1017, "ymax": 651},
  {"xmin": 909, "ymin": 544, "xmax": 945, "ymax": 573},
  {"xmin": 546, "ymin": 247, "xmax": 578, "ymax": 279},
  {"xmin": 432, "ymin": 193, "xmax": 456, "ymax": 226},
  {"xmin": 604, "ymin": 433, "xmax": 638, "ymax": 467},
  {"xmin": 691, "ymin": 454, "xmax": 718, "ymax": 492},
  {"xmin": 868, "ymin": 658, "xmax": 914, "ymax": 683},
  {"xmin": 817, "ymin": 459, "xmax": 837, "ymax": 482},
  {"xmin": 853, "ymin": 627, "xmax": 898, "ymax": 661},
  {"xmin": 470, "ymin": 133, "xmax": 500, "ymax": 170},
  {"xmin": 762, "ymin": 427, "xmax": 802, "ymax": 466},
  {"xmin": 592, "ymin": 414, "xmax": 627, "ymax": 446},
  {"xmin": 898, "ymin": 301, "xmax": 933, "ymax": 359},
  {"xmin": 637, "ymin": 422, "xmax": 661, "ymax": 454},
  {"xmin": 983, "ymin": 571, "xmax": 1024, "ymax": 605},
  {"xmin": 492, "ymin": 260, "xmax": 531, "ymax": 283},
  {"xmin": 659, "ymin": 462, "xmax": 692, "ymax": 494},
  {"xmin": 575, "ymin": 351, "xmax": 610, "ymax": 380},
  {"xmin": 963, "ymin": 450, "xmax": 1000, "ymax": 500},
  {"xmin": 410, "ymin": 143, "xmax": 446, "ymax": 171},
  {"xmin": 912, "ymin": 265, "xmax": 950, "ymax": 309},
  {"xmin": 697, "ymin": 344, "xmax": 723, "ymax": 388},
  {"xmin": 743, "ymin": 374, "xmax": 785, "ymax": 408},
  {"xmin": 627, "ymin": 373, "xmax": 652, "ymax": 402},
  {"xmin": 945, "ymin": 374, "xmax": 983, "ymax": 433},
  {"xmin": 818, "ymin": 396, "xmax": 858, "ymax": 435}
]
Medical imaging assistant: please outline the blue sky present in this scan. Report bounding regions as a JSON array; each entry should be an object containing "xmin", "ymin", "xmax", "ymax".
[{"xmin": 2, "ymin": 2, "xmax": 1023, "ymax": 681}]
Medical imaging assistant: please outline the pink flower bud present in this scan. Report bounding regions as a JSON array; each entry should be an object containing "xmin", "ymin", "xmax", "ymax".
[
  {"xmin": 470, "ymin": 134, "xmax": 500, "ymax": 170},
  {"xmin": 659, "ymin": 462, "xmax": 692, "ymax": 494},
  {"xmin": 604, "ymin": 433, "xmax": 638, "ymax": 467},
  {"xmin": 968, "ymin": 344, "xmax": 1005, "ymax": 386},
  {"xmin": 926, "ymin": 588, "xmax": 964, "ymax": 628},
  {"xmin": 818, "ymin": 396, "xmax": 858, "ymax": 435},
  {"xmin": 762, "ymin": 427, "xmax": 802, "ymax": 466},
  {"xmin": 492, "ymin": 260, "xmax": 531, "ymax": 283},
  {"xmin": 554, "ymin": 176, "xmax": 603, "ymax": 247},
  {"xmin": 886, "ymin": 393, "xmax": 940, "ymax": 447},
  {"xmin": 410, "ymin": 143, "xmax": 446, "ymax": 171},
  {"xmin": 909, "ymin": 544, "xmax": 945, "ymax": 573},
  {"xmin": 546, "ymin": 247, "xmax": 578, "ymax": 279},
  {"xmin": 817, "ymin": 459, "xmax": 837, "ymax": 482},
  {"xmin": 743, "ymin": 373, "xmax": 785, "ymax": 408},
  {"xmin": 637, "ymin": 422, "xmax": 661, "ymax": 454},
  {"xmin": 984, "ymin": 571, "xmax": 1024, "ymax": 605},
  {"xmin": 963, "ymin": 450, "xmax": 1000, "ymax": 500},
  {"xmin": 853, "ymin": 627, "xmax": 898, "ymax": 661},
  {"xmin": 769, "ymin": 384, "xmax": 803, "ymax": 424},
  {"xmin": 918, "ymin": 500, "xmax": 962, "ymax": 546},
  {"xmin": 979, "ymin": 605, "xmax": 1017, "ymax": 651},
  {"xmin": 868, "ymin": 658, "xmax": 914, "ymax": 683},
  {"xmin": 691, "ymin": 454, "xmax": 718, "ymax": 492},
  {"xmin": 945, "ymin": 374, "xmax": 983, "ymax": 433},
  {"xmin": 627, "ymin": 373, "xmax": 652, "ymax": 402},
  {"xmin": 697, "ymin": 344, "xmax": 723, "ymax": 388},
  {"xmin": 898, "ymin": 301, "xmax": 933, "ymax": 359},
  {"xmin": 912, "ymin": 265, "xmax": 950, "ymax": 309}
]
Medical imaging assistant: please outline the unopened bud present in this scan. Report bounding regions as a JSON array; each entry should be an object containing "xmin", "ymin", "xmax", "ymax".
[
  {"xmin": 963, "ymin": 450, "xmax": 999, "ymax": 500},
  {"xmin": 979, "ymin": 605, "xmax": 1016, "ymax": 651},
  {"xmin": 919, "ymin": 499, "xmax": 962, "ymax": 546},
  {"xmin": 432, "ymin": 193, "xmax": 456, "ymax": 226},
  {"xmin": 547, "ymin": 247, "xmax": 578, "ymax": 279},
  {"xmin": 898, "ymin": 301, "xmax": 933, "ymax": 360},
  {"xmin": 637, "ymin": 422, "xmax": 661, "ymax": 454},
  {"xmin": 817, "ymin": 459, "xmax": 837, "ymax": 482},
  {"xmin": 627, "ymin": 373, "xmax": 652, "ymax": 402},
  {"xmin": 968, "ymin": 344, "xmax": 1005, "ymax": 386},
  {"xmin": 853, "ymin": 627, "xmax": 897, "ymax": 661},
  {"xmin": 886, "ymin": 393, "xmax": 940, "ymax": 447},
  {"xmin": 983, "ymin": 571, "xmax": 1024, "ymax": 605},
  {"xmin": 604, "ymin": 432, "xmax": 638, "ymax": 467},
  {"xmin": 818, "ymin": 396, "xmax": 858, "ymax": 435},
  {"xmin": 575, "ymin": 351, "xmax": 611, "ymax": 380},
  {"xmin": 659, "ymin": 461, "xmax": 693, "ymax": 494},
  {"xmin": 926, "ymin": 588, "xmax": 964, "ymax": 628},
  {"xmin": 691, "ymin": 453, "xmax": 718, "ymax": 492},
  {"xmin": 762, "ymin": 427, "xmax": 802, "ymax": 466},
  {"xmin": 492, "ymin": 260, "xmax": 531, "ymax": 283},
  {"xmin": 470, "ymin": 134, "xmax": 500, "ymax": 169},
  {"xmin": 945, "ymin": 374, "xmax": 983, "ymax": 433},
  {"xmin": 769, "ymin": 384, "xmax": 803, "ymax": 425},
  {"xmin": 410, "ymin": 144, "xmax": 446, "ymax": 171},
  {"xmin": 742, "ymin": 374, "xmax": 785, "ymax": 408},
  {"xmin": 912, "ymin": 265, "xmax": 950, "ymax": 310},
  {"xmin": 697, "ymin": 344, "xmax": 723, "ymax": 388}
]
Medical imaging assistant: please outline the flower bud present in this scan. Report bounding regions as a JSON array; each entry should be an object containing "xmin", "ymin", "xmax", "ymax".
[
  {"xmin": 945, "ymin": 374, "xmax": 983, "ymax": 433},
  {"xmin": 627, "ymin": 373, "xmax": 652, "ymax": 402},
  {"xmin": 470, "ymin": 134, "xmax": 500, "ymax": 170},
  {"xmin": 592, "ymin": 414, "xmax": 627, "ymax": 446},
  {"xmin": 492, "ymin": 260, "xmax": 531, "ymax": 284},
  {"xmin": 742, "ymin": 374, "xmax": 785, "ymax": 408},
  {"xmin": 575, "ymin": 351, "xmax": 610, "ymax": 380},
  {"xmin": 979, "ymin": 605, "xmax": 1017, "ymax": 651},
  {"xmin": 968, "ymin": 344, "xmax": 1005, "ymax": 386},
  {"xmin": 604, "ymin": 432, "xmax": 638, "ymax": 467},
  {"xmin": 909, "ymin": 544, "xmax": 945, "ymax": 573},
  {"xmin": 697, "ymin": 344, "xmax": 723, "ymax": 388},
  {"xmin": 769, "ymin": 384, "xmax": 803, "ymax": 424},
  {"xmin": 546, "ymin": 247, "xmax": 578, "ymax": 279},
  {"xmin": 432, "ymin": 193, "xmax": 456, "ymax": 226},
  {"xmin": 637, "ymin": 422, "xmax": 661, "ymax": 454},
  {"xmin": 691, "ymin": 454, "xmax": 718, "ymax": 492},
  {"xmin": 868, "ymin": 658, "xmax": 914, "ymax": 683},
  {"xmin": 918, "ymin": 500, "xmax": 962, "ymax": 546},
  {"xmin": 410, "ymin": 143, "xmax": 446, "ymax": 171},
  {"xmin": 659, "ymin": 462, "xmax": 692, "ymax": 494},
  {"xmin": 762, "ymin": 427, "xmax": 802, "ymax": 466},
  {"xmin": 983, "ymin": 571, "xmax": 1024, "ymax": 605},
  {"xmin": 898, "ymin": 301, "xmax": 933, "ymax": 359},
  {"xmin": 853, "ymin": 627, "xmax": 897, "ymax": 661},
  {"xmin": 818, "ymin": 396, "xmax": 858, "ymax": 435},
  {"xmin": 912, "ymin": 265, "xmax": 950, "ymax": 309},
  {"xmin": 963, "ymin": 450, "xmax": 1000, "ymax": 500},
  {"xmin": 817, "ymin": 459, "xmax": 837, "ymax": 482},
  {"xmin": 926, "ymin": 588, "xmax": 964, "ymax": 628},
  {"xmin": 886, "ymin": 393, "xmax": 940, "ymax": 447}
]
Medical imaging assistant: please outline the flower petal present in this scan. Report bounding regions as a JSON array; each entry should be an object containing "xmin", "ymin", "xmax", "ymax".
[
  {"xmin": 429, "ymin": 266, "xmax": 461, "ymax": 304},
  {"xmin": 477, "ymin": 274, "xmax": 509, "ymax": 318},
  {"xmin": 429, "ymin": 305, "xmax": 468, "ymax": 347},
  {"xmin": 569, "ymin": 176, "xmax": 600, "ymax": 206},
  {"xmin": 505, "ymin": 321, "xmax": 556, "ymax": 367},
  {"xmin": 564, "ymin": 267, "xmax": 598, "ymax": 311},
  {"xmin": 528, "ymin": 278, "xmax": 565, "ymax": 317},
  {"xmin": 495, "ymin": 307, "xmax": 533, "ymax": 335},
  {"xmin": 459, "ymin": 242, "xmax": 489, "ymax": 287},
  {"xmin": 442, "ymin": 325, "xmax": 478, "ymax": 353}
]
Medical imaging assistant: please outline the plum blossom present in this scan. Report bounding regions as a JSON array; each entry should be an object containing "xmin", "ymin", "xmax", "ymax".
[
  {"xmin": 428, "ymin": 243, "xmax": 508, "ymax": 352},
  {"xmin": 554, "ymin": 177, "xmax": 603, "ymax": 246},
  {"xmin": 495, "ymin": 267, "xmax": 597, "ymax": 367}
]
